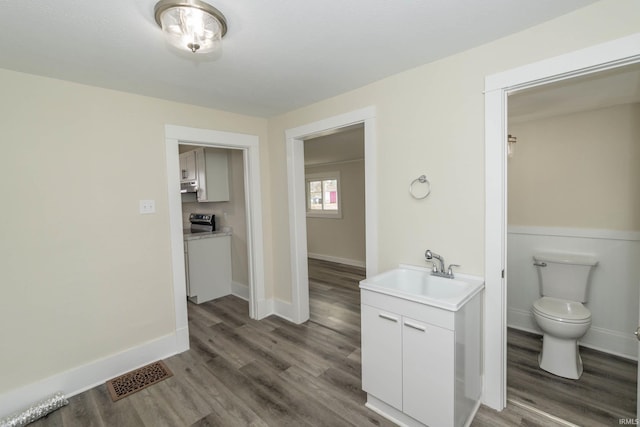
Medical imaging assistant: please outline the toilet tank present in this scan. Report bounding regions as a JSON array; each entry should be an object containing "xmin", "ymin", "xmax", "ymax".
[{"xmin": 533, "ymin": 253, "xmax": 598, "ymax": 302}]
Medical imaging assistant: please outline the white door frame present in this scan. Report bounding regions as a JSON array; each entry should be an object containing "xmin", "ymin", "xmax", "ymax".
[
  {"xmin": 483, "ymin": 33, "xmax": 640, "ymax": 411},
  {"xmin": 285, "ymin": 107, "xmax": 378, "ymax": 323},
  {"xmin": 165, "ymin": 124, "xmax": 266, "ymax": 350}
]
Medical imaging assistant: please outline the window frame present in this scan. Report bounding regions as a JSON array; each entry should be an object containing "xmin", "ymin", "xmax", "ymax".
[{"xmin": 305, "ymin": 171, "xmax": 342, "ymax": 219}]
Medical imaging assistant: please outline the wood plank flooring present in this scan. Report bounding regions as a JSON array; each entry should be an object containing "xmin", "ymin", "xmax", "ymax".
[
  {"xmin": 505, "ymin": 328, "xmax": 636, "ymax": 426},
  {"xmin": 27, "ymin": 259, "xmax": 636, "ymax": 426}
]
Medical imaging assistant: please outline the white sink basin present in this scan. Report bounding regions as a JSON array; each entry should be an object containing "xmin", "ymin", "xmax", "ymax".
[{"xmin": 359, "ymin": 264, "xmax": 484, "ymax": 311}]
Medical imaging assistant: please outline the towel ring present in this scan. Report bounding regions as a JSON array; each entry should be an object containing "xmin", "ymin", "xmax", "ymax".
[{"xmin": 409, "ymin": 175, "xmax": 431, "ymax": 200}]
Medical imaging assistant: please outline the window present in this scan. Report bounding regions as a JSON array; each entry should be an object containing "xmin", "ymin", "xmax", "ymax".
[{"xmin": 306, "ymin": 172, "xmax": 341, "ymax": 218}]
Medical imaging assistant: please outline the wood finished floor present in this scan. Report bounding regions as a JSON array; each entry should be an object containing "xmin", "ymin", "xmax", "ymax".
[
  {"xmin": 505, "ymin": 328, "xmax": 636, "ymax": 426},
  {"xmin": 28, "ymin": 259, "xmax": 636, "ymax": 426}
]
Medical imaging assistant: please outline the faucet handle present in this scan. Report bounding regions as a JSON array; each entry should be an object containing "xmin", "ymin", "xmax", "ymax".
[
  {"xmin": 426, "ymin": 261, "xmax": 438, "ymax": 273},
  {"xmin": 447, "ymin": 264, "xmax": 460, "ymax": 276}
]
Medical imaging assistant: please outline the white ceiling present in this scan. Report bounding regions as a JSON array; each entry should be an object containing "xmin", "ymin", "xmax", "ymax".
[{"xmin": 0, "ymin": 0, "xmax": 598, "ymax": 117}]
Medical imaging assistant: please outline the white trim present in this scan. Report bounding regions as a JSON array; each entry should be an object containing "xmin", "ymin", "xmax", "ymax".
[
  {"xmin": 273, "ymin": 299, "xmax": 296, "ymax": 323},
  {"xmin": 307, "ymin": 252, "xmax": 366, "ymax": 268},
  {"xmin": 484, "ymin": 33, "xmax": 640, "ymax": 411},
  {"xmin": 507, "ymin": 226, "xmax": 640, "ymax": 242},
  {"xmin": 285, "ymin": 106, "xmax": 378, "ymax": 324},
  {"xmin": 306, "ymin": 158, "xmax": 364, "ymax": 168},
  {"xmin": 485, "ymin": 33, "xmax": 640, "ymax": 92},
  {"xmin": 507, "ymin": 307, "xmax": 539, "ymax": 332},
  {"xmin": 231, "ymin": 281, "xmax": 250, "ymax": 301},
  {"xmin": 0, "ymin": 332, "xmax": 180, "ymax": 418},
  {"xmin": 165, "ymin": 125, "xmax": 267, "ymax": 320}
]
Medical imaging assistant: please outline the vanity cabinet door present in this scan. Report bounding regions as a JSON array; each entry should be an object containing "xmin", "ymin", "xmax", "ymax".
[
  {"xmin": 402, "ymin": 317, "xmax": 455, "ymax": 427},
  {"xmin": 361, "ymin": 304, "xmax": 403, "ymax": 410}
]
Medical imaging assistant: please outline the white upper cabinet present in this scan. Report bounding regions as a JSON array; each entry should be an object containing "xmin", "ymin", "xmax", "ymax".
[
  {"xmin": 196, "ymin": 147, "xmax": 230, "ymax": 202},
  {"xmin": 179, "ymin": 150, "xmax": 197, "ymax": 182},
  {"xmin": 180, "ymin": 148, "xmax": 230, "ymax": 203}
]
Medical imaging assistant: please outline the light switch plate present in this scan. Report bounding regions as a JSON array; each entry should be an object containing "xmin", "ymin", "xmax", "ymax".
[{"xmin": 139, "ymin": 199, "xmax": 156, "ymax": 214}]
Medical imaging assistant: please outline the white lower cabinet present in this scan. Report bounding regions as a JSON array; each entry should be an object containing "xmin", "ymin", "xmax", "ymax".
[
  {"xmin": 361, "ymin": 290, "xmax": 481, "ymax": 427},
  {"xmin": 402, "ymin": 316, "xmax": 454, "ymax": 427},
  {"xmin": 361, "ymin": 305, "xmax": 403, "ymax": 409},
  {"xmin": 184, "ymin": 234, "xmax": 231, "ymax": 304}
]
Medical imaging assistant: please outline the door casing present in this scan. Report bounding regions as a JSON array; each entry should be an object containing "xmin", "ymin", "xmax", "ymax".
[
  {"xmin": 165, "ymin": 124, "xmax": 266, "ymax": 351},
  {"xmin": 483, "ymin": 33, "xmax": 640, "ymax": 410},
  {"xmin": 285, "ymin": 107, "xmax": 378, "ymax": 323}
]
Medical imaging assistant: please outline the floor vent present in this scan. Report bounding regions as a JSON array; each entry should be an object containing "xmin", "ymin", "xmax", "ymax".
[{"xmin": 106, "ymin": 361, "xmax": 173, "ymax": 402}]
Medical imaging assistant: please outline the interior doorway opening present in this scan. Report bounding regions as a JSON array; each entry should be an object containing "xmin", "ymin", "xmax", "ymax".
[
  {"xmin": 504, "ymin": 63, "xmax": 640, "ymax": 424},
  {"xmin": 285, "ymin": 107, "xmax": 377, "ymax": 324},
  {"xmin": 179, "ymin": 143, "xmax": 252, "ymax": 306},
  {"xmin": 165, "ymin": 125, "xmax": 266, "ymax": 351},
  {"xmin": 483, "ymin": 33, "xmax": 640, "ymax": 413}
]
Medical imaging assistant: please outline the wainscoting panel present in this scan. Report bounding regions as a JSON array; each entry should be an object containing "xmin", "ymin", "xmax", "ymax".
[{"xmin": 507, "ymin": 226, "xmax": 640, "ymax": 359}]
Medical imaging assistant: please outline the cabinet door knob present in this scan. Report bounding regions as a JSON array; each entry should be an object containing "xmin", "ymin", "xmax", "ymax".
[{"xmin": 378, "ymin": 313, "xmax": 398, "ymax": 322}]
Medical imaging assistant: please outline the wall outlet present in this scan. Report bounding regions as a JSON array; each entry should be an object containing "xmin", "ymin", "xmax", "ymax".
[{"xmin": 139, "ymin": 199, "xmax": 156, "ymax": 214}]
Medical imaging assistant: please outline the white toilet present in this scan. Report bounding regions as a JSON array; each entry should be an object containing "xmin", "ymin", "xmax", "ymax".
[{"xmin": 531, "ymin": 252, "xmax": 598, "ymax": 380}]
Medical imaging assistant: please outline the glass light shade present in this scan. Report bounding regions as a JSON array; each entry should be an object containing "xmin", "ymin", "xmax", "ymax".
[{"xmin": 155, "ymin": 0, "xmax": 227, "ymax": 54}]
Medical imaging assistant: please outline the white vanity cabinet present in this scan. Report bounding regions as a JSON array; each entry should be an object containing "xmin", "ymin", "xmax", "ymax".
[{"xmin": 361, "ymin": 288, "xmax": 481, "ymax": 427}]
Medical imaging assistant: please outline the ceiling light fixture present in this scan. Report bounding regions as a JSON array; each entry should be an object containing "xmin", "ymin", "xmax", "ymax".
[{"xmin": 154, "ymin": 0, "xmax": 227, "ymax": 54}]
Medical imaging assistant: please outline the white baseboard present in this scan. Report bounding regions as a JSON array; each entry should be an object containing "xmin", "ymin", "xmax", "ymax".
[
  {"xmin": 308, "ymin": 252, "xmax": 366, "ymax": 268},
  {"xmin": 255, "ymin": 298, "xmax": 273, "ymax": 320},
  {"xmin": 231, "ymin": 281, "xmax": 250, "ymax": 301},
  {"xmin": 0, "ymin": 331, "xmax": 188, "ymax": 418},
  {"xmin": 273, "ymin": 298, "xmax": 296, "ymax": 323},
  {"xmin": 507, "ymin": 308, "xmax": 637, "ymax": 360},
  {"xmin": 507, "ymin": 307, "xmax": 540, "ymax": 333},
  {"xmin": 254, "ymin": 298, "xmax": 298, "ymax": 324}
]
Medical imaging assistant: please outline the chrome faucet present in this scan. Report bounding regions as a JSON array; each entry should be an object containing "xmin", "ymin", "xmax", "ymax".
[{"xmin": 425, "ymin": 249, "xmax": 459, "ymax": 279}]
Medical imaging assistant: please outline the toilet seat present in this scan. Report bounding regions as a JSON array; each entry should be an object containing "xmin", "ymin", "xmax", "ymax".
[{"xmin": 533, "ymin": 297, "xmax": 591, "ymax": 324}]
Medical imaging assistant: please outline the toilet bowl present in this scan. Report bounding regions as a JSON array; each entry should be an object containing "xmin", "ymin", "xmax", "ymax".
[
  {"xmin": 531, "ymin": 253, "xmax": 597, "ymax": 380},
  {"xmin": 532, "ymin": 297, "xmax": 591, "ymax": 379}
]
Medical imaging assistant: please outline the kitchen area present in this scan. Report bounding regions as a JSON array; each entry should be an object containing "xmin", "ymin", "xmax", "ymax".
[{"xmin": 179, "ymin": 144, "xmax": 250, "ymax": 307}]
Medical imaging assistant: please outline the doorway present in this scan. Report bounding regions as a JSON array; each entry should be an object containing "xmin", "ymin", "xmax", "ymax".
[
  {"xmin": 285, "ymin": 107, "xmax": 377, "ymax": 324},
  {"xmin": 304, "ymin": 125, "xmax": 366, "ymax": 268},
  {"xmin": 504, "ymin": 64, "xmax": 640, "ymax": 424},
  {"xmin": 165, "ymin": 125, "xmax": 266, "ymax": 351},
  {"xmin": 179, "ymin": 144, "xmax": 252, "ymax": 302},
  {"xmin": 483, "ymin": 33, "xmax": 640, "ymax": 412}
]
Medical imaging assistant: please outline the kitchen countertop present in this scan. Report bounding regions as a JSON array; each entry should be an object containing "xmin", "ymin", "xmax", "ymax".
[{"xmin": 183, "ymin": 230, "xmax": 232, "ymax": 241}]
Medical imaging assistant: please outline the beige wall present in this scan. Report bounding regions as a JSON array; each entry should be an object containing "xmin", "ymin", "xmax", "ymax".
[
  {"xmin": 267, "ymin": 0, "xmax": 640, "ymax": 302},
  {"xmin": 306, "ymin": 160, "xmax": 366, "ymax": 264},
  {"xmin": 508, "ymin": 103, "xmax": 640, "ymax": 230},
  {"xmin": 0, "ymin": 69, "xmax": 268, "ymax": 393},
  {"xmin": 1, "ymin": 0, "xmax": 639, "ymax": 398}
]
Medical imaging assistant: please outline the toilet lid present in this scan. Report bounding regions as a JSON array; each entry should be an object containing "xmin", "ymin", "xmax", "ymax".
[{"xmin": 533, "ymin": 297, "xmax": 591, "ymax": 323}]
